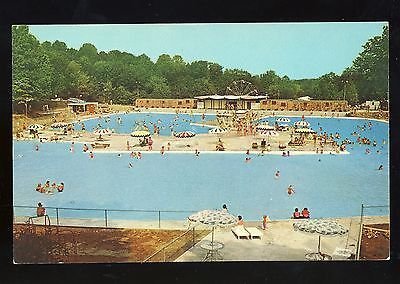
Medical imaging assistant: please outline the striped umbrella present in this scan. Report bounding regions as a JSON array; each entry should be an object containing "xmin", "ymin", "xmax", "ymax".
[
  {"xmin": 208, "ymin": 127, "xmax": 228, "ymax": 134},
  {"xmin": 276, "ymin": 117, "xmax": 291, "ymax": 123},
  {"xmin": 28, "ymin": 124, "xmax": 44, "ymax": 131},
  {"xmin": 131, "ymin": 130, "xmax": 151, "ymax": 137},
  {"xmin": 93, "ymin": 128, "xmax": 112, "ymax": 135},
  {"xmin": 50, "ymin": 122, "xmax": 69, "ymax": 129},
  {"xmin": 258, "ymin": 130, "xmax": 279, "ymax": 137},
  {"xmin": 294, "ymin": 120, "xmax": 310, "ymax": 128},
  {"xmin": 174, "ymin": 131, "xmax": 196, "ymax": 138}
]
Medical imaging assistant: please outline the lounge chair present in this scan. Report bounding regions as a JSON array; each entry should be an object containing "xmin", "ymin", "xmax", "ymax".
[
  {"xmin": 231, "ymin": 226, "xmax": 250, "ymax": 239},
  {"xmin": 245, "ymin": 227, "xmax": 263, "ymax": 239}
]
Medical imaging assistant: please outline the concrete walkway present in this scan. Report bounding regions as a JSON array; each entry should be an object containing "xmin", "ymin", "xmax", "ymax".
[{"xmin": 176, "ymin": 216, "xmax": 389, "ymax": 261}]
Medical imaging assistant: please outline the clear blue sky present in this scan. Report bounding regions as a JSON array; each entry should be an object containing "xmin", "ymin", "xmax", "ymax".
[{"xmin": 29, "ymin": 22, "xmax": 386, "ymax": 80}]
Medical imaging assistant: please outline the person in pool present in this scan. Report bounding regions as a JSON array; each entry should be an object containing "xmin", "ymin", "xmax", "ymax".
[
  {"xmin": 287, "ymin": 185, "xmax": 295, "ymax": 196},
  {"xmin": 57, "ymin": 182, "xmax": 64, "ymax": 192},
  {"xmin": 222, "ymin": 204, "xmax": 228, "ymax": 213},
  {"xmin": 36, "ymin": 183, "xmax": 44, "ymax": 193},
  {"xmin": 275, "ymin": 170, "xmax": 280, "ymax": 179}
]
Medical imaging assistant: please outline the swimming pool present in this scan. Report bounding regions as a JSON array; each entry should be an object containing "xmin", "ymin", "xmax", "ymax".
[
  {"xmin": 74, "ymin": 112, "xmax": 216, "ymax": 135},
  {"xmin": 13, "ymin": 115, "xmax": 389, "ymax": 221}
]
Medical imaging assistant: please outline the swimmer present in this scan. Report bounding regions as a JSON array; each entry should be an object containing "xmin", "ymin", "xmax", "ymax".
[
  {"xmin": 57, "ymin": 182, "xmax": 64, "ymax": 192},
  {"xmin": 245, "ymin": 157, "xmax": 251, "ymax": 162},
  {"xmin": 378, "ymin": 165, "xmax": 383, "ymax": 170},
  {"xmin": 160, "ymin": 146, "xmax": 165, "ymax": 155},
  {"xmin": 35, "ymin": 145, "xmax": 39, "ymax": 151},
  {"xmin": 274, "ymin": 170, "xmax": 280, "ymax": 179},
  {"xmin": 70, "ymin": 142, "xmax": 75, "ymax": 153},
  {"xmin": 36, "ymin": 183, "xmax": 43, "ymax": 192},
  {"xmin": 117, "ymin": 153, "xmax": 122, "ymax": 157},
  {"xmin": 287, "ymin": 185, "xmax": 295, "ymax": 196},
  {"xmin": 130, "ymin": 151, "xmax": 136, "ymax": 158},
  {"xmin": 138, "ymin": 152, "xmax": 142, "ymax": 159},
  {"xmin": 195, "ymin": 149, "xmax": 200, "ymax": 156},
  {"xmin": 128, "ymin": 163, "xmax": 133, "ymax": 168},
  {"xmin": 83, "ymin": 144, "xmax": 89, "ymax": 152},
  {"xmin": 89, "ymin": 151, "xmax": 94, "ymax": 159}
]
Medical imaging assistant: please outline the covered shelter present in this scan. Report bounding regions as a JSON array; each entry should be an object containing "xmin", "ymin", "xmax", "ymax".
[
  {"xmin": 195, "ymin": 94, "xmax": 268, "ymax": 110},
  {"xmin": 67, "ymin": 98, "xmax": 98, "ymax": 114}
]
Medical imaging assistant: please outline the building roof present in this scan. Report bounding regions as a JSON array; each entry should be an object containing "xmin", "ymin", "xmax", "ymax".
[{"xmin": 194, "ymin": 94, "xmax": 268, "ymax": 100}]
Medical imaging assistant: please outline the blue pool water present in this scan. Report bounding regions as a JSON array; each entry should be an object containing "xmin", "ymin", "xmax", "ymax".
[
  {"xmin": 13, "ymin": 115, "xmax": 389, "ymax": 221},
  {"xmin": 75, "ymin": 112, "xmax": 216, "ymax": 135}
]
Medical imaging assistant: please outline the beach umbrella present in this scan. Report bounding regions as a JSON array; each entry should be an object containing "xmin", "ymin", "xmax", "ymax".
[
  {"xmin": 93, "ymin": 128, "xmax": 112, "ymax": 135},
  {"xmin": 295, "ymin": 128, "xmax": 316, "ymax": 134},
  {"xmin": 50, "ymin": 122, "xmax": 69, "ymax": 129},
  {"xmin": 174, "ymin": 131, "xmax": 196, "ymax": 138},
  {"xmin": 188, "ymin": 209, "xmax": 237, "ymax": 261},
  {"xmin": 208, "ymin": 127, "xmax": 228, "ymax": 134},
  {"xmin": 131, "ymin": 124, "xmax": 151, "ymax": 138},
  {"xmin": 258, "ymin": 130, "xmax": 279, "ymax": 137},
  {"xmin": 131, "ymin": 130, "xmax": 151, "ymax": 137},
  {"xmin": 293, "ymin": 219, "xmax": 348, "ymax": 261},
  {"xmin": 294, "ymin": 120, "xmax": 310, "ymax": 128},
  {"xmin": 28, "ymin": 124, "xmax": 44, "ymax": 131},
  {"xmin": 276, "ymin": 117, "xmax": 291, "ymax": 123},
  {"xmin": 256, "ymin": 123, "xmax": 275, "ymax": 131}
]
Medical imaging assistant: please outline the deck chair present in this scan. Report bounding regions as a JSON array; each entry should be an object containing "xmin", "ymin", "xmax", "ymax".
[
  {"xmin": 231, "ymin": 226, "xmax": 250, "ymax": 239},
  {"xmin": 245, "ymin": 227, "xmax": 263, "ymax": 239}
]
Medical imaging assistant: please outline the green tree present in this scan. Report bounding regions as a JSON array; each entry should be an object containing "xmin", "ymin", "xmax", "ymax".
[
  {"xmin": 12, "ymin": 25, "xmax": 54, "ymax": 101},
  {"xmin": 347, "ymin": 26, "xmax": 388, "ymax": 102}
]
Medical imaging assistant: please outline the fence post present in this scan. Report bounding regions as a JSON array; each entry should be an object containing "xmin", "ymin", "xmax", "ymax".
[
  {"xmin": 56, "ymin": 208, "xmax": 59, "ymax": 226},
  {"xmin": 163, "ymin": 247, "xmax": 166, "ymax": 262},
  {"xmin": 192, "ymin": 227, "xmax": 195, "ymax": 247},
  {"xmin": 158, "ymin": 211, "xmax": 161, "ymax": 229},
  {"xmin": 105, "ymin": 209, "xmax": 108, "ymax": 227},
  {"xmin": 356, "ymin": 204, "xmax": 364, "ymax": 260}
]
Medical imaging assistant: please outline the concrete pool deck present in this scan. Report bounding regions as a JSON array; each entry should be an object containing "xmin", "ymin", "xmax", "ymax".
[
  {"xmin": 14, "ymin": 215, "xmax": 389, "ymax": 261},
  {"xmin": 175, "ymin": 215, "xmax": 389, "ymax": 261}
]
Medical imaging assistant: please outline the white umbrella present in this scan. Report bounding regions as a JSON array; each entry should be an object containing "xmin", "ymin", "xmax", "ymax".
[
  {"xmin": 256, "ymin": 123, "xmax": 275, "ymax": 131},
  {"xmin": 50, "ymin": 122, "xmax": 69, "ymax": 129},
  {"xmin": 174, "ymin": 131, "xmax": 196, "ymax": 138},
  {"xmin": 276, "ymin": 117, "xmax": 291, "ymax": 123},
  {"xmin": 294, "ymin": 121, "xmax": 310, "ymax": 128},
  {"xmin": 293, "ymin": 219, "xmax": 348, "ymax": 260},
  {"xmin": 295, "ymin": 128, "xmax": 316, "ymax": 134},
  {"xmin": 28, "ymin": 124, "xmax": 44, "ymax": 131},
  {"xmin": 93, "ymin": 128, "xmax": 112, "ymax": 135},
  {"xmin": 188, "ymin": 209, "xmax": 237, "ymax": 261},
  {"xmin": 208, "ymin": 127, "xmax": 228, "ymax": 134}
]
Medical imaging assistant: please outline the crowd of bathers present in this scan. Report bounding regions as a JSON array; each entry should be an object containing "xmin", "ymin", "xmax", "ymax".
[{"xmin": 36, "ymin": 180, "xmax": 64, "ymax": 194}]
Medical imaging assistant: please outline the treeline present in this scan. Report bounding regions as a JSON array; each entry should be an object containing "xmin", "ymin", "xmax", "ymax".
[{"xmin": 12, "ymin": 25, "xmax": 388, "ymax": 106}]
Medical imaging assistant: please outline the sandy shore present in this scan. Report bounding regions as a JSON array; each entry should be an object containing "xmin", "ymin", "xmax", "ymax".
[{"xmin": 13, "ymin": 106, "xmax": 388, "ymax": 154}]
